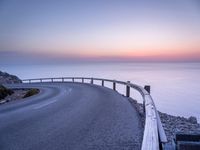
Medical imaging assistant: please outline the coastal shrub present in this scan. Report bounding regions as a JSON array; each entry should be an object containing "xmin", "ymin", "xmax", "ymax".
[
  {"xmin": 0, "ymin": 85, "xmax": 14, "ymax": 100},
  {"xmin": 23, "ymin": 89, "xmax": 39, "ymax": 98}
]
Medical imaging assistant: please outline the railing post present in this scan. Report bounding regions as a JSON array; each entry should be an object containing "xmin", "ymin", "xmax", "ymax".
[
  {"xmin": 143, "ymin": 85, "xmax": 150, "ymax": 114},
  {"xmin": 102, "ymin": 80, "xmax": 104, "ymax": 86},
  {"xmin": 91, "ymin": 78, "xmax": 93, "ymax": 84},
  {"xmin": 82, "ymin": 78, "xmax": 84, "ymax": 83},
  {"xmin": 29, "ymin": 80, "xmax": 31, "ymax": 83},
  {"xmin": 51, "ymin": 78, "xmax": 53, "ymax": 82},
  {"xmin": 40, "ymin": 79, "xmax": 42, "ymax": 83},
  {"xmin": 143, "ymin": 99, "xmax": 145, "ymax": 114},
  {"xmin": 62, "ymin": 78, "xmax": 64, "ymax": 82},
  {"xmin": 144, "ymin": 85, "xmax": 151, "ymax": 94},
  {"xmin": 113, "ymin": 81, "xmax": 116, "ymax": 91},
  {"xmin": 126, "ymin": 81, "xmax": 130, "ymax": 97},
  {"xmin": 72, "ymin": 78, "xmax": 74, "ymax": 82}
]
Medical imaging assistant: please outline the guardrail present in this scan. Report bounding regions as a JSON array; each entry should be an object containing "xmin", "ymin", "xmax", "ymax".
[{"xmin": 22, "ymin": 77, "xmax": 167, "ymax": 150}]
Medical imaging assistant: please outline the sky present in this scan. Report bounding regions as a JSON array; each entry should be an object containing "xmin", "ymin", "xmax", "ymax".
[{"xmin": 0, "ymin": 0, "xmax": 200, "ymax": 64}]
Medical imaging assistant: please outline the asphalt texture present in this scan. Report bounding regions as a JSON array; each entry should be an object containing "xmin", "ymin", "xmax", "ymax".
[{"xmin": 0, "ymin": 82, "xmax": 143, "ymax": 150}]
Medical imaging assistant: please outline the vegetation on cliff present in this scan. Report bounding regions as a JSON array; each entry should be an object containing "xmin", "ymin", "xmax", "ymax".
[{"xmin": 0, "ymin": 85, "xmax": 13, "ymax": 100}]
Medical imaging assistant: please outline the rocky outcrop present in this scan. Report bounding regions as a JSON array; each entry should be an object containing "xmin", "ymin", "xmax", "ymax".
[
  {"xmin": 0, "ymin": 71, "xmax": 22, "ymax": 84},
  {"xmin": 128, "ymin": 98, "xmax": 200, "ymax": 145},
  {"xmin": 159, "ymin": 112, "xmax": 200, "ymax": 144}
]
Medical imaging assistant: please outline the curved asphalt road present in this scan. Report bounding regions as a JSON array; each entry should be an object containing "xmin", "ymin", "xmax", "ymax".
[{"xmin": 0, "ymin": 82, "xmax": 143, "ymax": 150}]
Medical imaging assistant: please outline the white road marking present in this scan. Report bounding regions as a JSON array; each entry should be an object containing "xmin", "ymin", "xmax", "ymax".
[
  {"xmin": 64, "ymin": 88, "xmax": 72, "ymax": 94},
  {"xmin": 33, "ymin": 88, "xmax": 72, "ymax": 110},
  {"xmin": 33, "ymin": 99, "xmax": 58, "ymax": 109}
]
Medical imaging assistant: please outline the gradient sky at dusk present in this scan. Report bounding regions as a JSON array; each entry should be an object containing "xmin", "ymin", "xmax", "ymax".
[{"xmin": 0, "ymin": 0, "xmax": 200, "ymax": 63}]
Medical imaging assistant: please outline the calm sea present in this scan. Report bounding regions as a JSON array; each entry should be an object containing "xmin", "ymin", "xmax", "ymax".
[{"xmin": 1, "ymin": 62, "xmax": 200, "ymax": 122}]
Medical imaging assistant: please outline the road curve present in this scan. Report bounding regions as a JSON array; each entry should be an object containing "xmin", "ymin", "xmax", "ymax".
[{"xmin": 0, "ymin": 82, "xmax": 143, "ymax": 150}]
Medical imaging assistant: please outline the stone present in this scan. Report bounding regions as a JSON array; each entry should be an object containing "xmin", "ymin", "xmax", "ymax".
[{"xmin": 188, "ymin": 116, "xmax": 198, "ymax": 124}]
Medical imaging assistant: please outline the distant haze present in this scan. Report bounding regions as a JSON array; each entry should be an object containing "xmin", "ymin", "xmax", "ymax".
[{"xmin": 0, "ymin": 0, "xmax": 200, "ymax": 64}]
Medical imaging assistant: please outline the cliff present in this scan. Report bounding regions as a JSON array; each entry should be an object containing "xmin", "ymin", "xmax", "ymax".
[{"xmin": 0, "ymin": 71, "xmax": 22, "ymax": 84}]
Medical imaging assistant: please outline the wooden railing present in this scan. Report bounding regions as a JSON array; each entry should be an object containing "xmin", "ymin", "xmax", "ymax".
[{"xmin": 22, "ymin": 77, "xmax": 167, "ymax": 150}]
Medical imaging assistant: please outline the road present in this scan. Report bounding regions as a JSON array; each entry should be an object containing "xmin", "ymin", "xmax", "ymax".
[{"xmin": 0, "ymin": 82, "xmax": 143, "ymax": 150}]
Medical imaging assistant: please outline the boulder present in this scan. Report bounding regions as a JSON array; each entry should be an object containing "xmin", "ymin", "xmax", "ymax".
[{"xmin": 188, "ymin": 116, "xmax": 198, "ymax": 124}]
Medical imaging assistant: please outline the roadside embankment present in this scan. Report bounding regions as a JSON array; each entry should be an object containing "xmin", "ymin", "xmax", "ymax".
[
  {"xmin": 128, "ymin": 98, "xmax": 200, "ymax": 145},
  {"xmin": 0, "ymin": 71, "xmax": 39, "ymax": 105},
  {"xmin": 0, "ymin": 88, "xmax": 39, "ymax": 105},
  {"xmin": 0, "ymin": 85, "xmax": 14, "ymax": 100}
]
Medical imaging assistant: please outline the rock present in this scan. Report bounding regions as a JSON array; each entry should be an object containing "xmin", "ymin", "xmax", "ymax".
[
  {"xmin": 0, "ymin": 71, "xmax": 22, "ymax": 84},
  {"xmin": 127, "ymin": 97, "xmax": 200, "ymax": 147},
  {"xmin": 0, "ymin": 100, "xmax": 6, "ymax": 104},
  {"xmin": 188, "ymin": 116, "xmax": 197, "ymax": 124}
]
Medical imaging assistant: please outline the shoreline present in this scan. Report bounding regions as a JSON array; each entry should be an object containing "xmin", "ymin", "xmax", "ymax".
[{"xmin": 128, "ymin": 98, "xmax": 200, "ymax": 145}]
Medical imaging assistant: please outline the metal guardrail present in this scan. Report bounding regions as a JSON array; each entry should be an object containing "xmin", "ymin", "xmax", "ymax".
[{"xmin": 22, "ymin": 77, "xmax": 167, "ymax": 150}]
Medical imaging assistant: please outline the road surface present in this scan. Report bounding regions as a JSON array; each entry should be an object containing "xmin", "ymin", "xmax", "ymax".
[{"xmin": 0, "ymin": 82, "xmax": 143, "ymax": 150}]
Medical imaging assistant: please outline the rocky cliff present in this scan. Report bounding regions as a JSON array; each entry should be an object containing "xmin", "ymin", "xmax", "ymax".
[{"xmin": 0, "ymin": 71, "xmax": 22, "ymax": 84}]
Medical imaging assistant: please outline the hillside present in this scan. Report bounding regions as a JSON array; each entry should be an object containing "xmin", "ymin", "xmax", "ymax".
[{"xmin": 0, "ymin": 71, "xmax": 22, "ymax": 84}]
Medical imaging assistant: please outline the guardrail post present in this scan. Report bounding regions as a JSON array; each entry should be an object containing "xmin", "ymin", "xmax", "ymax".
[
  {"xmin": 91, "ymin": 78, "xmax": 93, "ymax": 84},
  {"xmin": 82, "ymin": 78, "xmax": 84, "ymax": 83},
  {"xmin": 62, "ymin": 78, "xmax": 64, "ymax": 82},
  {"xmin": 143, "ymin": 99, "xmax": 145, "ymax": 114},
  {"xmin": 72, "ymin": 78, "xmax": 74, "ymax": 82},
  {"xmin": 40, "ymin": 79, "xmax": 42, "ymax": 83},
  {"xmin": 29, "ymin": 80, "xmax": 31, "ymax": 83},
  {"xmin": 102, "ymin": 80, "xmax": 104, "ymax": 86},
  {"xmin": 126, "ymin": 81, "xmax": 130, "ymax": 97},
  {"xmin": 113, "ymin": 81, "xmax": 116, "ymax": 91},
  {"xmin": 144, "ymin": 85, "xmax": 151, "ymax": 94},
  {"xmin": 143, "ymin": 85, "xmax": 150, "ymax": 114},
  {"xmin": 51, "ymin": 78, "xmax": 53, "ymax": 82}
]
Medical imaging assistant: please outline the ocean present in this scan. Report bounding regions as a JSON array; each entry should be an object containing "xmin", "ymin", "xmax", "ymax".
[{"xmin": 1, "ymin": 62, "xmax": 200, "ymax": 122}]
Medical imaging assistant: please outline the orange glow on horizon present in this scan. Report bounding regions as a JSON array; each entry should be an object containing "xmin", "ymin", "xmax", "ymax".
[{"xmin": 38, "ymin": 47, "xmax": 200, "ymax": 61}]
